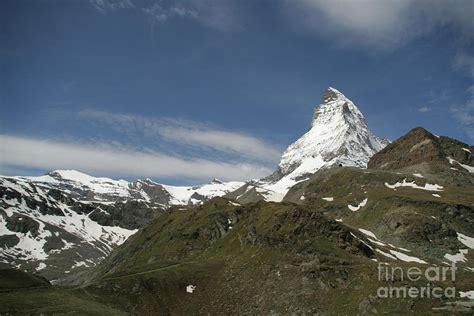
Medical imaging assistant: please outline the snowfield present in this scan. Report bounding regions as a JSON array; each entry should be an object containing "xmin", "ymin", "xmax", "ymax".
[{"xmin": 0, "ymin": 192, "xmax": 137, "ymax": 264}]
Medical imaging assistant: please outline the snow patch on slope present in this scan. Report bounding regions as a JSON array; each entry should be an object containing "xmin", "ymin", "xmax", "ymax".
[
  {"xmin": 389, "ymin": 250, "xmax": 427, "ymax": 264},
  {"xmin": 384, "ymin": 179, "xmax": 443, "ymax": 191},
  {"xmin": 458, "ymin": 233, "xmax": 474, "ymax": 249},
  {"xmin": 447, "ymin": 157, "xmax": 474, "ymax": 173},
  {"xmin": 459, "ymin": 290, "xmax": 474, "ymax": 299},
  {"xmin": 348, "ymin": 198, "xmax": 368, "ymax": 211},
  {"xmin": 445, "ymin": 249, "xmax": 469, "ymax": 263}
]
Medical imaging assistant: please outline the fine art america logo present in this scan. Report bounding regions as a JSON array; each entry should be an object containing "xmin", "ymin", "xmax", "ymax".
[{"xmin": 377, "ymin": 262, "xmax": 457, "ymax": 299}]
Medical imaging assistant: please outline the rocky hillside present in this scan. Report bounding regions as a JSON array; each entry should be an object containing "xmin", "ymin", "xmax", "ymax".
[
  {"xmin": 228, "ymin": 87, "xmax": 388, "ymax": 203},
  {"xmin": 285, "ymin": 166, "xmax": 474, "ymax": 268},
  {"xmin": 368, "ymin": 127, "xmax": 473, "ymax": 172},
  {"xmin": 0, "ymin": 170, "xmax": 243, "ymax": 283}
]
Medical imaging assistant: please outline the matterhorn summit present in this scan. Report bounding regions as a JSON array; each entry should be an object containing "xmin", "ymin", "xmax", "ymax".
[
  {"xmin": 279, "ymin": 87, "xmax": 388, "ymax": 174},
  {"xmin": 234, "ymin": 87, "xmax": 389, "ymax": 202}
]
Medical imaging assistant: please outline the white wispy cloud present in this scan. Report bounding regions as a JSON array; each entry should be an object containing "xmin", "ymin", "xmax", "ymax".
[
  {"xmin": 143, "ymin": 2, "xmax": 198, "ymax": 24},
  {"xmin": 0, "ymin": 134, "xmax": 272, "ymax": 181},
  {"xmin": 142, "ymin": 0, "xmax": 242, "ymax": 31},
  {"xmin": 79, "ymin": 109, "xmax": 283, "ymax": 163},
  {"xmin": 285, "ymin": 0, "xmax": 474, "ymax": 49},
  {"xmin": 418, "ymin": 106, "xmax": 431, "ymax": 113},
  {"xmin": 90, "ymin": 0, "xmax": 134, "ymax": 14},
  {"xmin": 185, "ymin": 0, "xmax": 242, "ymax": 32},
  {"xmin": 91, "ymin": 0, "xmax": 242, "ymax": 32}
]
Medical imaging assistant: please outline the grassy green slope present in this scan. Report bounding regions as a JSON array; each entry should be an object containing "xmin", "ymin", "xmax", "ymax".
[
  {"xmin": 0, "ymin": 269, "xmax": 126, "ymax": 315},
  {"xmin": 68, "ymin": 195, "xmax": 474, "ymax": 314}
]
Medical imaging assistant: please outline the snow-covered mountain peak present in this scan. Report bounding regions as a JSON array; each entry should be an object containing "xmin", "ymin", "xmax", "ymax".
[
  {"xmin": 311, "ymin": 87, "xmax": 364, "ymax": 128},
  {"xmin": 48, "ymin": 169, "xmax": 125, "ymax": 183},
  {"xmin": 138, "ymin": 178, "xmax": 159, "ymax": 185},
  {"xmin": 280, "ymin": 87, "xmax": 385, "ymax": 174},
  {"xmin": 48, "ymin": 169, "xmax": 93, "ymax": 179},
  {"xmin": 240, "ymin": 87, "xmax": 388, "ymax": 203},
  {"xmin": 210, "ymin": 178, "xmax": 223, "ymax": 184},
  {"xmin": 15, "ymin": 169, "xmax": 243, "ymax": 206},
  {"xmin": 44, "ymin": 169, "xmax": 130, "ymax": 197},
  {"xmin": 322, "ymin": 86, "xmax": 345, "ymax": 103}
]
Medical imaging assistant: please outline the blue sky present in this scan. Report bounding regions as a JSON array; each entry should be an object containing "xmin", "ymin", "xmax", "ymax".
[{"xmin": 1, "ymin": 0, "xmax": 473, "ymax": 184}]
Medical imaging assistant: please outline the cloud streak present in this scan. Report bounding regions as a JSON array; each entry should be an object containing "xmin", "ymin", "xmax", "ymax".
[
  {"xmin": 142, "ymin": 0, "xmax": 243, "ymax": 32},
  {"xmin": 79, "ymin": 110, "xmax": 283, "ymax": 163},
  {"xmin": 285, "ymin": 0, "xmax": 474, "ymax": 49},
  {"xmin": 143, "ymin": 2, "xmax": 198, "ymax": 24},
  {"xmin": 0, "ymin": 134, "xmax": 272, "ymax": 181},
  {"xmin": 418, "ymin": 106, "xmax": 431, "ymax": 113},
  {"xmin": 91, "ymin": 0, "xmax": 242, "ymax": 32},
  {"xmin": 90, "ymin": 0, "xmax": 134, "ymax": 14}
]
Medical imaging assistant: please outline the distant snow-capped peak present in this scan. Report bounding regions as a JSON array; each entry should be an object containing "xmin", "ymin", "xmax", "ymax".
[
  {"xmin": 16, "ymin": 169, "xmax": 243, "ymax": 206},
  {"xmin": 0, "ymin": 169, "xmax": 244, "ymax": 279}
]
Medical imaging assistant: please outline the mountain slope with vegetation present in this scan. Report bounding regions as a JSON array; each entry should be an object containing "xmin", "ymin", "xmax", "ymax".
[{"xmin": 1, "ymin": 94, "xmax": 474, "ymax": 314}]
